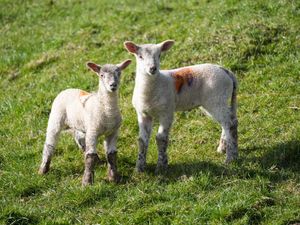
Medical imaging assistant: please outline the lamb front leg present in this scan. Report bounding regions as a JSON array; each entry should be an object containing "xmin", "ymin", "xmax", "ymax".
[
  {"xmin": 104, "ymin": 131, "xmax": 120, "ymax": 182},
  {"xmin": 156, "ymin": 114, "xmax": 173, "ymax": 173},
  {"xmin": 82, "ymin": 130, "xmax": 99, "ymax": 186},
  {"xmin": 82, "ymin": 152, "xmax": 98, "ymax": 186},
  {"xmin": 136, "ymin": 113, "xmax": 153, "ymax": 172}
]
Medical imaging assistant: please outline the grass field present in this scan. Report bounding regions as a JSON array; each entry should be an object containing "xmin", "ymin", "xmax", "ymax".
[{"xmin": 0, "ymin": 0, "xmax": 299, "ymax": 224}]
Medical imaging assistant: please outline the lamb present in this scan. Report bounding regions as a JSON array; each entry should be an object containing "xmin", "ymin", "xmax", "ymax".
[
  {"xmin": 124, "ymin": 40, "xmax": 238, "ymax": 173},
  {"xmin": 38, "ymin": 59, "xmax": 132, "ymax": 185}
]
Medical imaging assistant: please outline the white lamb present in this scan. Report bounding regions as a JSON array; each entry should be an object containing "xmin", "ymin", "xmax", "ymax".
[
  {"xmin": 124, "ymin": 40, "xmax": 238, "ymax": 173},
  {"xmin": 38, "ymin": 59, "xmax": 132, "ymax": 185}
]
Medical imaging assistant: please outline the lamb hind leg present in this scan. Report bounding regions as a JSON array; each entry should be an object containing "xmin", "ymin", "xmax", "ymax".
[
  {"xmin": 221, "ymin": 108, "xmax": 238, "ymax": 163},
  {"xmin": 222, "ymin": 121, "xmax": 238, "ymax": 163},
  {"xmin": 136, "ymin": 113, "xmax": 153, "ymax": 172},
  {"xmin": 229, "ymin": 115, "xmax": 238, "ymax": 158},
  {"xmin": 217, "ymin": 128, "xmax": 227, "ymax": 154},
  {"xmin": 205, "ymin": 105, "xmax": 238, "ymax": 163},
  {"xmin": 39, "ymin": 143, "xmax": 55, "ymax": 174},
  {"xmin": 219, "ymin": 113, "xmax": 238, "ymax": 163},
  {"xmin": 218, "ymin": 119, "xmax": 239, "ymax": 158},
  {"xmin": 39, "ymin": 112, "xmax": 64, "ymax": 174},
  {"xmin": 74, "ymin": 130, "xmax": 86, "ymax": 151}
]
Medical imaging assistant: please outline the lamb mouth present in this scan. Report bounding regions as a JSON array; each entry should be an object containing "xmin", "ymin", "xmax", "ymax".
[{"xmin": 147, "ymin": 71, "xmax": 157, "ymax": 76}]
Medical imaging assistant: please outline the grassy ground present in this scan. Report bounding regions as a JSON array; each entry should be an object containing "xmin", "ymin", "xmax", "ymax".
[{"xmin": 0, "ymin": 0, "xmax": 299, "ymax": 224}]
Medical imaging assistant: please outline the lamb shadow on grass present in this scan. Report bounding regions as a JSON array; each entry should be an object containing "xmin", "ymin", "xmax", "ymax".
[
  {"xmin": 240, "ymin": 140, "xmax": 300, "ymax": 182},
  {"xmin": 157, "ymin": 161, "xmax": 227, "ymax": 179},
  {"xmin": 143, "ymin": 160, "xmax": 229, "ymax": 185},
  {"xmin": 254, "ymin": 140, "xmax": 300, "ymax": 172},
  {"xmin": 1, "ymin": 211, "xmax": 39, "ymax": 225},
  {"xmin": 142, "ymin": 140, "xmax": 300, "ymax": 184},
  {"xmin": 223, "ymin": 140, "xmax": 300, "ymax": 225},
  {"xmin": 40, "ymin": 140, "xmax": 300, "ymax": 186}
]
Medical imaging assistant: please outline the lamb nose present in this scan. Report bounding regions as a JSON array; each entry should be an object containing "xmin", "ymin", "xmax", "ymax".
[
  {"xmin": 110, "ymin": 83, "xmax": 117, "ymax": 88},
  {"xmin": 149, "ymin": 66, "xmax": 157, "ymax": 74}
]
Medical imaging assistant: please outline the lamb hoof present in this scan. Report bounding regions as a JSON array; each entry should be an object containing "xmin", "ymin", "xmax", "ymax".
[
  {"xmin": 217, "ymin": 146, "xmax": 226, "ymax": 154},
  {"xmin": 136, "ymin": 162, "xmax": 146, "ymax": 173},
  {"xmin": 108, "ymin": 171, "xmax": 120, "ymax": 183},
  {"xmin": 217, "ymin": 139, "xmax": 227, "ymax": 154},
  {"xmin": 155, "ymin": 164, "xmax": 168, "ymax": 175},
  {"xmin": 38, "ymin": 162, "xmax": 50, "ymax": 175},
  {"xmin": 136, "ymin": 167, "xmax": 145, "ymax": 173},
  {"xmin": 38, "ymin": 166, "xmax": 49, "ymax": 175},
  {"xmin": 225, "ymin": 153, "xmax": 238, "ymax": 164},
  {"xmin": 82, "ymin": 172, "xmax": 94, "ymax": 186}
]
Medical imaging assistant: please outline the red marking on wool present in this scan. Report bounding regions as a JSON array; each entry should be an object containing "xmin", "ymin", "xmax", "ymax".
[
  {"xmin": 171, "ymin": 68, "xmax": 194, "ymax": 93},
  {"xmin": 79, "ymin": 90, "xmax": 90, "ymax": 97}
]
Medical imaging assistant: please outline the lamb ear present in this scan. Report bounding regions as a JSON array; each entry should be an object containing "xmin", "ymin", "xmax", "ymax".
[
  {"xmin": 160, "ymin": 40, "xmax": 175, "ymax": 52},
  {"xmin": 117, "ymin": 59, "xmax": 132, "ymax": 71},
  {"xmin": 86, "ymin": 62, "xmax": 101, "ymax": 74},
  {"xmin": 124, "ymin": 41, "xmax": 139, "ymax": 54}
]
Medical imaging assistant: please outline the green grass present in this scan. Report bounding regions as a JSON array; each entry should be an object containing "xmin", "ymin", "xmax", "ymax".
[{"xmin": 0, "ymin": 0, "xmax": 299, "ymax": 224}]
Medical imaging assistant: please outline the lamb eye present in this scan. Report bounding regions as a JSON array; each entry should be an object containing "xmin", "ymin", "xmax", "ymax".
[{"xmin": 139, "ymin": 55, "xmax": 143, "ymax": 60}]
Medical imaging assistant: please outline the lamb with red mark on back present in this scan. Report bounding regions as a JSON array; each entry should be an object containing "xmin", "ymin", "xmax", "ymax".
[{"xmin": 124, "ymin": 40, "xmax": 238, "ymax": 173}]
